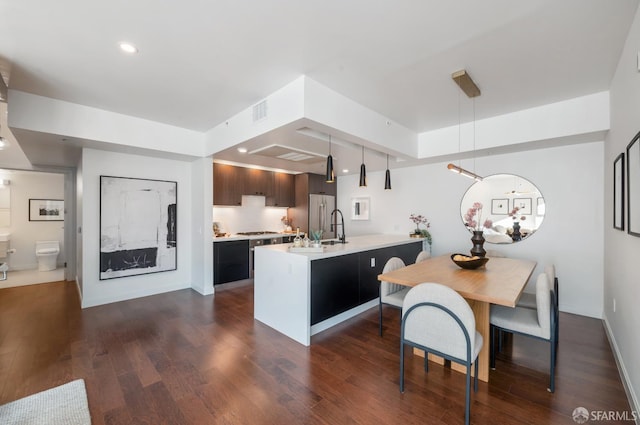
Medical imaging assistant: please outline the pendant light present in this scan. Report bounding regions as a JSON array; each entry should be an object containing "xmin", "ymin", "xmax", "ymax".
[
  {"xmin": 446, "ymin": 69, "xmax": 484, "ymax": 182},
  {"xmin": 326, "ymin": 135, "xmax": 335, "ymax": 183},
  {"xmin": 384, "ymin": 154, "xmax": 392, "ymax": 190},
  {"xmin": 359, "ymin": 146, "xmax": 367, "ymax": 187}
]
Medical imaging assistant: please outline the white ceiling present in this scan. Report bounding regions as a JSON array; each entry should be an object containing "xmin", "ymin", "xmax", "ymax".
[{"xmin": 0, "ymin": 0, "xmax": 638, "ymax": 172}]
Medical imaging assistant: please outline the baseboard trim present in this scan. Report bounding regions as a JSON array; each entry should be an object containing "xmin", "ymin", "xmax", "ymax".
[{"xmin": 603, "ymin": 315, "xmax": 639, "ymax": 424}]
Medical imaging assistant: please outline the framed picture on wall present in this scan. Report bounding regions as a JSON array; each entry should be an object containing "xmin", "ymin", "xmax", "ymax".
[
  {"xmin": 491, "ymin": 198, "xmax": 509, "ymax": 215},
  {"xmin": 614, "ymin": 152, "xmax": 625, "ymax": 230},
  {"xmin": 351, "ymin": 197, "xmax": 370, "ymax": 220},
  {"xmin": 513, "ymin": 198, "xmax": 532, "ymax": 215},
  {"xmin": 627, "ymin": 131, "xmax": 640, "ymax": 237},
  {"xmin": 29, "ymin": 199, "xmax": 64, "ymax": 221},
  {"xmin": 99, "ymin": 175, "xmax": 177, "ymax": 280}
]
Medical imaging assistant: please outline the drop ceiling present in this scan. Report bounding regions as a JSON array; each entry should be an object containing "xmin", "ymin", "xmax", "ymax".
[{"xmin": 0, "ymin": 0, "xmax": 637, "ymax": 172}]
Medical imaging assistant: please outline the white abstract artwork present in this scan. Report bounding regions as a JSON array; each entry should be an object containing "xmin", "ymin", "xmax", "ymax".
[{"xmin": 100, "ymin": 176, "xmax": 177, "ymax": 280}]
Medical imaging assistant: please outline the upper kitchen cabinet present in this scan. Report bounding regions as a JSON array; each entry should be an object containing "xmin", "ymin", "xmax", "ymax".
[
  {"xmin": 244, "ymin": 167, "xmax": 273, "ymax": 197},
  {"xmin": 307, "ymin": 173, "xmax": 337, "ymax": 196},
  {"xmin": 213, "ymin": 163, "xmax": 295, "ymax": 207},
  {"xmin": 268, "ymin": 172, "xmax": 295, "ymax": 207},
  {"xmin": 213, "ymin": 163, "xmax": 244, "ymax": 206}
]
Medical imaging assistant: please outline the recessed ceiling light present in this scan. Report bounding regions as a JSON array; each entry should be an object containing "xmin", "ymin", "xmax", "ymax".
[
  {"xmin": 119, "ymin": 42, "xmax": 138, "ymax": 54},
  {"xmin": 342, "ymin": 169, "xmax": 349, "ymax": 173},
  {"xmin": 237, "ymin": 147, "xmax": 248, "ymax": 153}
]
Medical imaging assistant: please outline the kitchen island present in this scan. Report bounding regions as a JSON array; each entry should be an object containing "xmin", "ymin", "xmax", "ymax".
[{"xmin": 254, "ymin": 234, "xmax": 422, "ymax": 345}]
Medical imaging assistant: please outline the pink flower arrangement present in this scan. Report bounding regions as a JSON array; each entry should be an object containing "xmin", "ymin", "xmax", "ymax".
[
  {"xmin": 508, "ymin": 206, "xmax": 526, "ymax": 221},
  {"xmin": 464, "ymin": 202, "xmax": 493, "ymax": 232},
  {"xmin": 409, "ymin": 213, "xmax": 432, "ymax": 245},
  {"xmin": 409, "ymin": 213, "xmax": 430, "ymax": 232}
]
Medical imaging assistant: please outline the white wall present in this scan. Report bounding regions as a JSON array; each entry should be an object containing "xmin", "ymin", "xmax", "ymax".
[
  {"xmin": 76, "ymin": 157, "xmax": 84, "ymax": 296},
  {"xmin": 190, "ymin": 157, "xmax": 214, "ymax": 296},
  {"xmin": 338, "ymin": 141, "xmax": 604, "ymax": 318},
  {"xmin": 0, "ymin": 170, "xmax": 65, "ymax": 270},
  {"xmin": 605, "ymin": 5, "xmax": 640, "ymax": 414},
  {"xmin": 80, "ymin": 148, "xmax": 194, "ymax": 308}
]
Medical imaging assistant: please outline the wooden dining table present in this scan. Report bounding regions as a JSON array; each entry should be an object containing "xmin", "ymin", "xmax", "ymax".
[{"xmin": 377, "ymin": 253, "xmax": 536, "ymax": 382}]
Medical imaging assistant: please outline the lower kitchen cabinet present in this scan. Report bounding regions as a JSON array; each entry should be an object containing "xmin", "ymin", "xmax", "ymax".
[
  {"xmin": 358, "ymin": 242, "xmax": 423, "ymax": 303},
  {"xmin": 311, "ymin": 253, "xmax": 360, "ymax": 325},
  {"xmin": 310, "ymin": 241, "xmax": 422, "ymax": 325},
  {"xmin": 213, "ymin": 240, "xmax": 249, "ymax": 285}
]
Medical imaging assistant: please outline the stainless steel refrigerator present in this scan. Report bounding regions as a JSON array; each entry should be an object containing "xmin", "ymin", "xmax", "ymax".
[{"xmin": 309, "ymin": 194, "xmax": 335, "ymax": 239}]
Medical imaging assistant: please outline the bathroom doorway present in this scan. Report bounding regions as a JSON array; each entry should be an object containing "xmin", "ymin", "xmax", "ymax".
[{"xmin": 0, "ymin": 168, "xmax": 71, "ymax": 289}]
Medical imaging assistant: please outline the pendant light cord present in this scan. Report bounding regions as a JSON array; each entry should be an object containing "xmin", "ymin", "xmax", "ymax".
[
  {"xmin": 473, "ymin": 97, "xmax": 476, "ymax": 174},
  {"xmin": 457, "ymin": 89, "xmax": 461, "ymax": 168}
]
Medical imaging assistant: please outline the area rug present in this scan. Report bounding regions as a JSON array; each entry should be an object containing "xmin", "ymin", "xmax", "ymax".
[{"xmin": 0, "ymin": 379, "xmax": 91, "ymax": 425}]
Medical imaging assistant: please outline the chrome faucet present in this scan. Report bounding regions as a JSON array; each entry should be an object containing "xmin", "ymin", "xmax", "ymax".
[{"xmin": 330, "ymin": 208, "xmax": 346, "ymax": 243}]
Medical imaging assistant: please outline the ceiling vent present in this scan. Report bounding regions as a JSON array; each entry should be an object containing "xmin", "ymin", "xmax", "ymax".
[
  {"xmin": 250, "ymin": 144, "xmax": 326, "ymax": 165},
  {"xmin": 252, "ymin": 100, "xmax": 268, "ymax": 122}
]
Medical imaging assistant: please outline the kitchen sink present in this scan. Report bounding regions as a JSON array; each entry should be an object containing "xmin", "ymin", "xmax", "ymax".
[{"xmin": 321, "ymin": 239, "xmax": 348, "ymax": 245}]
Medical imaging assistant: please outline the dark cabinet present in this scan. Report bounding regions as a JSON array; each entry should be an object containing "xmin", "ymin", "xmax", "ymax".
[
  {"xmin": 244, "ymin": 168, "xmax": 273, "ymax": 197},
  {"xmin": 311, "ymin": 253, "xmax": 360, "ymax": 325},
  {"xmin": 308, "ymin": 172, "xmax": 337, "ymax": 196},
  {"xmin": 213, "ymin": 240, "xmax": 250, "ymax": 285},
  {"xmin": 267, "ymin": 172, "xmax": 294, "ymax": 207},
  {"xmin": 213, "ymin": 163, "xmax": 295, "ymax": 207},
  {"xmin": 213, "ymin": 163, "xmax": 244, "ymax": 206},
  {"xmin": 310, "ymin": 241, "xmax": 422, "ymax": 325},
  {"xmin": 358, "ymin": 242, "xmax": 423, "ymax": 303}
]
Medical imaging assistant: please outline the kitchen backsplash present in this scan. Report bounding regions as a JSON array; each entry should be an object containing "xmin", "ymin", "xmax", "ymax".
[{"xmin": 213, "ymin": 195, "xmax": 290, "ymax": 234}]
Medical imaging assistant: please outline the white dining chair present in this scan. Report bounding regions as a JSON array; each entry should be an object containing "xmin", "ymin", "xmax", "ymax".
[
  {"xmin": 379, "ymin": 257, "xmax": 408, "ymax": 336},
  {"xmin": 415, "ymin": 250, "xmax": 431, "ymax": 263},
  {"xmin": 516, "ymin": 264, "xmax": 559, "ymax": 345},
  {"xmin": 400, "ymin": 283, "xmax": 483, "ymax": 425},
  {"xmin": 490, "ymin": 272, "xmax": 558, "ymax": 392}
]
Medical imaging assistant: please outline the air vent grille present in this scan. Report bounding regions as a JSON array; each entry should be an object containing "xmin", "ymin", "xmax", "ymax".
[
  {"xmin": 277, "ymin": 152, "xmax": 316, "ymax": 162},
  {"xmin": 252, "ymin": 100, "xmax": 268, "ymax": 122},
  {"xmin": 250, "ymin": 144, "xmax": 325, "ymax": 165}
]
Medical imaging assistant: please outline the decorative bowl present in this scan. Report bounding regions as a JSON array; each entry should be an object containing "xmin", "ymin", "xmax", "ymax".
[{"xmin": 451, "ymin": 253, "xmax": 489, "ymax": 270}]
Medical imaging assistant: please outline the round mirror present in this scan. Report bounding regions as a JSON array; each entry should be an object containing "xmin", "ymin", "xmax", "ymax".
[{"xmin": 460, "ymin": 174, "xmax": 545, "ymax": 244}]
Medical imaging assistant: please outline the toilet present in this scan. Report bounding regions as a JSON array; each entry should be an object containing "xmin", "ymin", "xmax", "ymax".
[{"xmin": 35, "ymin": 241, "xmax": 60, "ymax": 271}]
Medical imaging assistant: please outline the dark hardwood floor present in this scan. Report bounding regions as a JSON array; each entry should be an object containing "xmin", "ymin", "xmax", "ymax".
[{"xmin": 0, "ymin": 280, "xmax": 633, "ymax": 424}]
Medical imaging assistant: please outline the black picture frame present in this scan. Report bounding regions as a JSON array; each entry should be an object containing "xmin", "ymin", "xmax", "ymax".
[
  {"xmin": 29, "ymin": 199, "xmax": 64, "ymax": 221},
  {"xmin": 614, "ymin": 152, "xmax": 624, "ymax": 230},
  {"xmin": 100, "ymin": 175, "xmax": 177, "ymax": 280},
  {"xmin": 627, "ymin": 132, "xmax": 640, "ymax": 237},
  {"xmin": 491, "ymin": 198, "xmax": 509, "ymax": 215}
]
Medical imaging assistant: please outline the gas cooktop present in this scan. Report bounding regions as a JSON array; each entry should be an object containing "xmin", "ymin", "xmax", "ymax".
[{"xmin": 236, "ymin": 231, "xmax": 279, "ymax": 235}]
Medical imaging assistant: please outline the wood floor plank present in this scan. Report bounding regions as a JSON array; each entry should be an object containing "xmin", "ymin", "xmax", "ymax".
[{"xmin": 0, "ymin": 280, "xmax": 633, "ymax": 424}]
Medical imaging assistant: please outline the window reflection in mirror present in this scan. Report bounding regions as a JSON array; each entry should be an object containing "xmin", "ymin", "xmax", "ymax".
[{"xmin": 460, "ymin": 174, "xmax": 545, "ymax": 244}]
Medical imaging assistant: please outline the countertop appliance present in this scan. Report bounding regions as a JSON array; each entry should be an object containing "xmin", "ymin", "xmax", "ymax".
[{"xmin": 309, "ymin": 194, "xmax": 335, "ymax": 240}]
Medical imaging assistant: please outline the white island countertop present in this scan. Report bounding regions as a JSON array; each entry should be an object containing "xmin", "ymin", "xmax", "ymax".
[
  {"xmin": 256, "ymin": 234, "xmax": 423, "ymax": 259},
  {"xmin": 254, "ymin": 234, "xmax": 424, "ymax": 345}
]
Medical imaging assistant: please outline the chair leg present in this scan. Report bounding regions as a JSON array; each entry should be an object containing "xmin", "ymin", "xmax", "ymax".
[
  {"xmin": 474, "ymin": 360, "xmax": 479, "ymax": 392},
  {"xmin": 464, "ymin": 366, "xmax": 471, "ymax": 425},
  {"xmin": 424, "ymin": 353, "xmax": 429, "ymax": 372},
  {"xmin": 399, "ymin": 342, "xmax": 405, "ymax": 393},
  {"xmin": 548, "ymin": 337, "xmax": 556, "ymax": 393},
  {"xmin": 379, "ymin": 300, "xmax": 383, "ymax": 337},
  {"xmin": 490, "ymin": 325, "xmax": 496, "ymax": 369}
]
